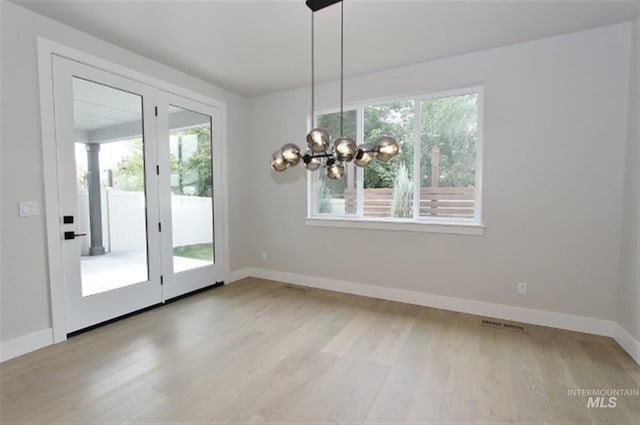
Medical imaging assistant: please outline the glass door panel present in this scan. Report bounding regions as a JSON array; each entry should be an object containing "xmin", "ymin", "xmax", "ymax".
[
  {"xmin": 53, "ymin": 55, "xmax": 161, "ymax": 333},
  {"xmin": 168, "ymin": 105, "xmax": 215, "ymax": 273},
  {"xmin": 157, "ymin": 91, "xmax": 224, "ymax": 300},
  {"xmin": 72, "ymin": 78, "xmax": 150, "ymax": 296}
]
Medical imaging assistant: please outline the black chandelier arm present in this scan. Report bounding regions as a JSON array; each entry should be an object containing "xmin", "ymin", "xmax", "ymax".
[
  {"xmin": 356, "ymin": 147, "xmax": 376, "ymax": 157},
  {"xmin": 303, "ymin": 151, "xmax": 334, "ymax": 163}
]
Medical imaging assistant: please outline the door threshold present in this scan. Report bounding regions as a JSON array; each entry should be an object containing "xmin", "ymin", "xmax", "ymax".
[{"xmin": 165, "ymin": 281, "xmax": 224, "ymax": 304}]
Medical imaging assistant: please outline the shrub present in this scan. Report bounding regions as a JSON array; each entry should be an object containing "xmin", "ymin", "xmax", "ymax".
[
  {"xmin": 391, "ymin": 163, "xmax": 413, "ymax": 218},
  {"xmin": 317, "ymin": 179, "xmax": 332, "ymax": 214}
]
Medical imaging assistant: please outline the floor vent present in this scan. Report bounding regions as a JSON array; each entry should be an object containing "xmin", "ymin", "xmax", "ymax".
[{"xmin": 480, "ymin": 318, "xmax": 526, "ymax": 332}]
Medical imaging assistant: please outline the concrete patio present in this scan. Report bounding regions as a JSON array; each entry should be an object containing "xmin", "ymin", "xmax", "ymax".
[{"xmin": 80, "ymin": 250, "xmax": 211, "ymax": 296}]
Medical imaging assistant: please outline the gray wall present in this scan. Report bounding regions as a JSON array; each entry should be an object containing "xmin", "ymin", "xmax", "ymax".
[
  {"xmin": 247, "ymin": 23, "xmax": 632, "ymax": 322},
  {"xmin": 0, "ymin": 2, "xmax": 250, "ymax": 342},
  {"xmin": 617, "ymin": 17, "xmax": 640, "ymax": 342}
]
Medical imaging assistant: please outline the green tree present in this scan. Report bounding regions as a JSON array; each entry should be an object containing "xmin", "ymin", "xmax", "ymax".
[
  {"xmin": 113, "ymin": 127, "xmax": 213, "ymax": 196},
  {"xmin": 113, "ymin": 139, "xmax": 145, "ymax": 191},
  {"xmin": 184, "ymin": 128, "xmax": 213, "ymax": 197},
  {"xmin": 421, "ymin": 94, "xmax": 477, "ymax": 188},
  {"xmin": 363, "ymin": 101, "xmax": 415, "ymax": 189}
]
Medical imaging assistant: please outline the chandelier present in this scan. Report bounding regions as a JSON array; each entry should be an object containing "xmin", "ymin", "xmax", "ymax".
[{"xmin": 270, "ymin": 0, "xmax": 399, "ymax": 180}]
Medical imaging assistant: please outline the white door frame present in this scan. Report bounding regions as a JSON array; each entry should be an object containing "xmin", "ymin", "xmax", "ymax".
[{"xmin": 37, "ymin": 38, "xmax": 230, "ymax": 343}]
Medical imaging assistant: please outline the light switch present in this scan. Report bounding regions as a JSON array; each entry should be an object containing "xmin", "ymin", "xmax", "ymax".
[{"xmin": 18, "ymin": 201, "xmax": 40, "ymax": 217}]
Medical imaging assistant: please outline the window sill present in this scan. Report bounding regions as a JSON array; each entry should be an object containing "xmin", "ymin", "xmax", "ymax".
[{"xmin": 305, "ymin": 216, "xmax": 485, "ymax": 235}]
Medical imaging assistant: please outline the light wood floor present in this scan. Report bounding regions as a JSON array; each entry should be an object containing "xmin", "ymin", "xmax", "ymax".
[{"xmin": 1, "ymin": 278, "xmax": 639, "ymax": 424}]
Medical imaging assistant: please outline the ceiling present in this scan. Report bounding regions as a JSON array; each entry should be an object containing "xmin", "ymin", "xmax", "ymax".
[
  {"xmin": 73, "ymin": 78, "xmax": 142, "ymax": 132},
  {"xmin": 15, "ymin": 0, "xmax": 639, "ymax": 97},
  {"xmin": 72, "ymin": 79, "xmax": 209, "ymax": 144}
]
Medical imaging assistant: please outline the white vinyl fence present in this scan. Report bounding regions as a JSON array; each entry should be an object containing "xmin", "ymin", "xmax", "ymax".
[
  {"xmin": 78, "ymin": 190, "xmax": 213, "ymax": 255},
  {"xmin": 170, "ymin": 194, "xmax": 214, "ymax": 247}
]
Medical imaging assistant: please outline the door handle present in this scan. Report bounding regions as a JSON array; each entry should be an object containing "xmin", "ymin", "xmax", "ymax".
[{"xmin": 64, "ymin": 231, "xmax": 87, "ymax": 240}]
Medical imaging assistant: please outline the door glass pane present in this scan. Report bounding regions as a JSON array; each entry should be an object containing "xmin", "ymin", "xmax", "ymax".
[
  {"xmin": 72, "ymin": 78, "xmax": 149, "ymax": 297},
  {"xmin": 168, "ymin": 105, "xmax": 214, "ymax": 272}
]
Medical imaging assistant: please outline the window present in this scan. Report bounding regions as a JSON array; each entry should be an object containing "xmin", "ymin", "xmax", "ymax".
[{"xmin": 308, "ymin": 87, "xmax": 483, "ymax": 234}]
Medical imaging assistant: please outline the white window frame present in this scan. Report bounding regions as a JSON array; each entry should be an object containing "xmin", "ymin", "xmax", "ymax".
[{"xmin": 306, "ymin": 85, "xmax": 485, "ymax": 236}]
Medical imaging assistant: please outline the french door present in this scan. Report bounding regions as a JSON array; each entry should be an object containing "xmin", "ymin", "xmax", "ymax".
[
  {"xmin": 52, "ymin": 56, "xmax": 224, "ymax": 333},
  {"xmin": 156, "ymin": 91, "xmax": 225, "ymax": 300}
]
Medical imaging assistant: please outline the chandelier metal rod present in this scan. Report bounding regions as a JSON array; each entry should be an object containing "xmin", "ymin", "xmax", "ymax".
[
  {"xmin": 340, "ymin": 0, "xmax": 344, "ymax": 137},
  {"xmin": 311, "ymin": 11, "xmax": 315, "ymax": 123}
]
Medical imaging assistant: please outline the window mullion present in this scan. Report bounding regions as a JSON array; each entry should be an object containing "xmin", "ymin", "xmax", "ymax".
[
  {"xmin": 474, "ymin": 88, "xmax": 484, "ymax": 224},
  {"xmin": 356, "ymin": 106, "xmax": 364, "ymax": 217},
  {"xmin": 309, "ymin": 112, "xmax": 317, "ymax": 216},
  {"xmin": 412, "ymin": 100, "xmax": 422, "ymax": 220}
]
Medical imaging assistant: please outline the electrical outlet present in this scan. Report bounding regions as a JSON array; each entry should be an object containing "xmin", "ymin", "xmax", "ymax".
[
  {"xmin": 517, "ymin": 282, "xmax": 527, "ymax": 295},
  {"xmin": 261, "ymin": 251, "xmax": 267, "ymax": 262}
]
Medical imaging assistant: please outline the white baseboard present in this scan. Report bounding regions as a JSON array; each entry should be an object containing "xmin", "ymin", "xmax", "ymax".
[
  {"xmin": 0, "ymin": 328, "xmax": 53, "ymax": 362},
  {"xmin": 249, "ymin": 267, "xmax": 618, "ymax": 337},
  {"xmin": 613, "ymin": 324, "xmax": 640, "ymax": 364},
  {"xmin": 227, "ymin": 267, "xmax": 254, "ymax": 284}
]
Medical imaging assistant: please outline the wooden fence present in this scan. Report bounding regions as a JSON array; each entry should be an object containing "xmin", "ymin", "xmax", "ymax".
[
  {"xmin": 340, "ymin": 148, "xmax": 475, "ymax": 218},
  {"xmin": 344, "ymin": 187, "xmax": 475, "ymax": 218}
]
